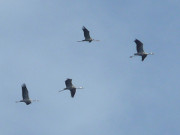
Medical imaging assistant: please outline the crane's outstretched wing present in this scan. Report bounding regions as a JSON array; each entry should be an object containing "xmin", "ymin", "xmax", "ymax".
[
  {"xmin": 142, "ymin": 55, "xmax": 147, "ymax": 61},
  {"xmin": 82, "ymin": 26, "xmax": 90, "ymax": 39},
  {"xmin": 22, "ymin": 84, "xmax": 30, "ymax": 100},
  {"xmin": 70, "ymin": 88, "xmax": 76, "ymax": 98},
  {"xmin": 134, "ymin": 39, "xmax": 144, "ymax": 53},
  {"xmin": 65, "ymin": 79, "xmax": 73, "ymax": 88}
]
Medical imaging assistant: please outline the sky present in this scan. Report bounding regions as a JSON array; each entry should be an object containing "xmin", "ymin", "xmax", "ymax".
[{"xmin": 0, "ymin": 0, "xmax": 180, "ymax": 135}]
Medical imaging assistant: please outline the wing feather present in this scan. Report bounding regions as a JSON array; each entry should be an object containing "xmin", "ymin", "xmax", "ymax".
[
  {"xmin": 142, "ymin": 55, "xmax": 147, "ymax": 61},
  {"xmin": 82, "ymin": 26, "xmax": 90, "ymax": 39},
  {"xmin": 70, "ymin": 88, "xmax": 76, "ymax": 98},
  {"xmin": 134, "ymin": 39, "xmax": 144, "ymax": 53},
  {"xmin": 22, "ymin": 84, "xmax": 30, "ymax": 100},
  {"xmin": 65, "ymin": 79, "xmax": 73, "ymax": 88}
]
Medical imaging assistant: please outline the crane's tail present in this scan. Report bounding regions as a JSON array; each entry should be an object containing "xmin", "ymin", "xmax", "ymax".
[
  {"xmin": 77, "ymin": 86, "xmax": 84, "ymax": 89},
  {"xmin": 32, "ymin": 99, "xmax": 39, "ymax": 102},
  {"xmin": 149, "ymin": 52, "xmax": 154, "ymax": 55}
]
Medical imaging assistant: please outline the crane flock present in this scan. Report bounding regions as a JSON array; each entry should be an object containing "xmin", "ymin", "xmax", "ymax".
[{"xmin": 15, "ymin": 26, "xmax": 154, "ymax": 105}]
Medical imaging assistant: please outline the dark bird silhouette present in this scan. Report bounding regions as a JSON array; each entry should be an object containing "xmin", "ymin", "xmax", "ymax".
[
  {"xmin": 77, "ymin": 26, "xmax": 99, "ymax": 43},
  {"xmin": 59, "ymin": 79, "xmax": 83, "ymax": 98},
  {"xmin": 16, "ymin": 84, "xmax": 39, "ymax": 105},
  {"xmin": 130, "ymin": 39, "xmax": 154, "ymax": 61}
]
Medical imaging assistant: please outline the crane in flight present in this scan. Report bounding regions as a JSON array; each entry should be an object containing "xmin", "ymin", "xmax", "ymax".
[
  {"xmin": 59, "ymin": 79, "xmax": 84, "ymax": 98},
  {"xmin": 16, "ymin": 84, "xmax": 39, "ymax": 105},
  {"xmin": 130, "ymin": 39, "xmax": 154, "ymax": 61},
  {"xmin": 77, "ymin": 26, "xmax": 99, "ymax": 43}
]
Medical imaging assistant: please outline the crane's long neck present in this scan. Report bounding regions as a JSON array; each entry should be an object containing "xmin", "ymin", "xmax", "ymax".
[
  {"xmin": 77, "ymin": 40, "xmax": 84, "ymax": 42},
  {"xmin": 59, "ymin": 88, "xmax": 67, "ymax": 92},
  {"xmin": 93, "ymin": 39, "xmax": 100, "ymax": 41},
  {"xmin": 130, "ymin": 55, "xmax": 137, "ymax": 58},
  {"xmin": 15, "ymin": 101, "xmax": 21, "ymax": 103}
]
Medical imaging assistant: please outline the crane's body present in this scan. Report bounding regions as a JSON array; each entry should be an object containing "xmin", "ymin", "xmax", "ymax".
[
  {"xmin": 59, "ymin": 79, "xmax": 83, "ymax": 98},
  {"xmin": 20, "ymin": 99, "xmax": 31, "ymax": 105},
  {"xmin": 130, "ymin": 39, "xmax": 153, "ymax": 61}
]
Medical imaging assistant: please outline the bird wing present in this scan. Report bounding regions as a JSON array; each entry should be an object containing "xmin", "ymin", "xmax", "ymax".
[
  {"xmin": 65, "ymin": 79, "xmax": 73, "ymax": 88},
  {"xmin": 134, "ymin": 39, "xmax": 144, "ymax": 53},
  {"xmin": 82, "ymin": 26, "xmax": 90, "ymax": 39},
  {"xmin": 70, "ymin": 88, "xmax": 76, "ymax": 98},
  {"xmin": 142, "ymin": 55, "xmax": 147, "ymax": 61},
  {"xmin": 22, "ymin": 84, "xmax": 30, "ymax": 100}
]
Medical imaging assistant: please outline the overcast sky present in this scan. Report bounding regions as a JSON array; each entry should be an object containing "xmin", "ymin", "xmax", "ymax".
[{"xmin": 0, "ymin": 0, "xmax": 180, "ymax": 135}]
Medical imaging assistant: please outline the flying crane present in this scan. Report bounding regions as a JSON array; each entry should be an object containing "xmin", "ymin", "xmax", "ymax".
[
  {"xmin": 130, "ymin": 39, "xmax": 154, "ymax": 61},
  {"xmin": 16, "ymin": 84, "xmax": 39, "ymax": 105},
  {"xmin": 59, "ymin": 79, "xmax": 84, "ymax": 98},
  {"xmin": 77, "ymin": 26, "xmax": 99, "ymax": 43}
]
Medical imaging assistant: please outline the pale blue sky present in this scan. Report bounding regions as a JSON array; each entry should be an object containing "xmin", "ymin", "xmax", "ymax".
[{"xmin": 0, "ymin": 0, "xmax": 180, "ymax": 135}]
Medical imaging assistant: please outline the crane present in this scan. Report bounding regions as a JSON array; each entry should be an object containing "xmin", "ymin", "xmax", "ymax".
[
  {"xmin": 77, "ymin": 26, "xmax": 99, "ymax": 42},
  {"xmin": 130, "ymin": 39, "xmax": 154, "ymax": 61},
  {"xmin": 16, "ymin": 84, "xmax": 39, "ymax": 105},
  {"xmin": 59, "ymin": 79, "xmax": 83, "ymax": 98}
]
